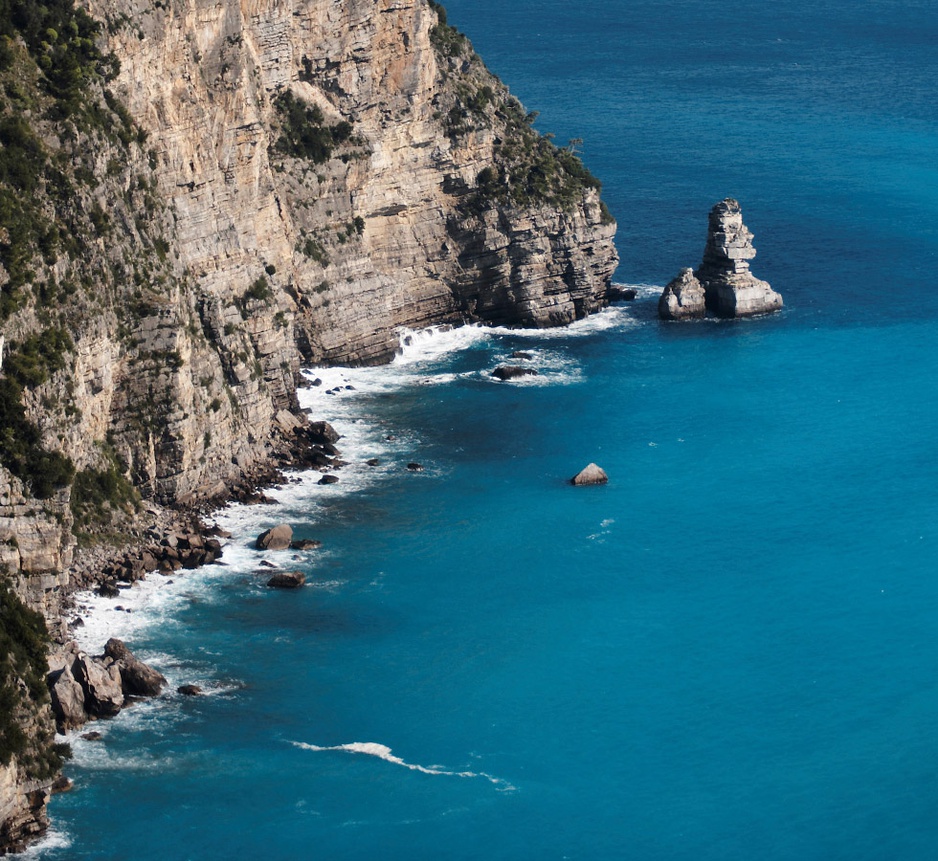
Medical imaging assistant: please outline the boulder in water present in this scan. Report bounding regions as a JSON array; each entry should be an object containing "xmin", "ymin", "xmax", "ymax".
[
  {"xmin": 267, "ymin": 571, "xmax": 306, "ymax": 589},
  {"xmin": 492, "ymin": 365, "xmax": 538, "ymax": 381},
  {"xmin": 570, "ymin": 463, "xmax": 609, "ymax": 486},
  {"xmin": 256, "ymin": 523, "xmax": 293, "ymax": 550}
]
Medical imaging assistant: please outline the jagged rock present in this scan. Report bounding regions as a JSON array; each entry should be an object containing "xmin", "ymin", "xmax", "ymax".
[
  {"xmin": 50, "ymin": 776, "xmax": 73, "ymax": 794},
  {"xmin": 571, "ymin": 463, "xmax": 609, "ymax": 486},
  {"xmin": 203, "ymin": 538, "xmax": 223, "ymax": 562},
  {"xmin": 72, "ymin": 653, "xmax": 124, "ymax": 718},
  {"xmin": 607, "ymin": 285, "xmax": 637, "ymax": 301},
  {"xmin": 318, "ymin": 474, "xmax": 339, "ymax": 485},
  {"xmin": 256, "ymin": 524, "xmax": 293, "ymax": 551},
  {"xmin": 365, "ymin": 458, "xmax": 380, "ymax": 467},
  {"xmin": 407, "ymin": 463, "xmax": 424, "ymax": 472},
  {"xmin": 97, "ymin": 581, "xmax": 120, "ymax": 598},
  {"xmin": 80, "ymin": 731, "xmax": 103, "ymax": 741},
  {"xmin": 267, "ymin": 571, "xmax": 306, "ymax": 589},
  {"xmin": 492, "ymin": 365, "xmax": 539, "ymax": 381},
  {"xmin": 48, "ymin": 663, "xmax": 88, "ymax": 732},
  {"xmin": 104, "ymin": 639, "xmax": 167, "ymax": 697},
  {"xmin": 307, "ymin": 421, "xmax": 341, "ymax": 446},
  {"xmin": 658, "ymin": 268, "xmax": 707, "ymax": 320},
  {"xmin": 694, "ymin": 199, "xmax": 783, "ymax": 317},
  {"xmin": 177, "ymin": 685, "xmax": 202, "ymax": 697},
  {"xmin": 290, "ymin": 539, "xmax": 322, "ymax": 551}
]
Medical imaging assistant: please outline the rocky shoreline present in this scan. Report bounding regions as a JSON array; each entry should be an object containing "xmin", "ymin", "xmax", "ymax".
[{"xmin": 0, "ymin": 406, "xmax": 353, "ymax": 854}]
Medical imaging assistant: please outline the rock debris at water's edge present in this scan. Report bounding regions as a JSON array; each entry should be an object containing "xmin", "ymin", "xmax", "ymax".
[{"xmin": 659, "ymin": 199, "xmax": 783, "ymax": 319}]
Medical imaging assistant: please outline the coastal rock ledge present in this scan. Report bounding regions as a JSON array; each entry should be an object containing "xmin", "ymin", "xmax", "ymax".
[{"xmin": 659, "ymin": 199, "xmax": 783, "ymax": 319}]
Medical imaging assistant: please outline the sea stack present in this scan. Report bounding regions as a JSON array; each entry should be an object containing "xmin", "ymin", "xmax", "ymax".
[{"xmin": 659, "ymin": 199, "xmax": 783, "ymax": 319}]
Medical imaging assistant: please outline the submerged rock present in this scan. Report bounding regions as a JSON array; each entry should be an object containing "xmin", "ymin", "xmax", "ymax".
[
  {"xmin": 570, "ymin": 463, "xmax": 609, "ymax": 486},
  {"xmin": 177, "ymin": 684, "xmax": 202, "ymax": 697},
  {"xmin": 607, "ymin": 285, "xmax": 637, "ymax": 301},
  {"xmin": 256, "ymin": 524, "xmax": 293, "ymax": 550},
  {"xmin": 290, "ymin": 539, "xmax": 322, "ymax": 551},
  {"xmin": 492, "ymin": 365, "xmax": 538, "ymax": 381}
]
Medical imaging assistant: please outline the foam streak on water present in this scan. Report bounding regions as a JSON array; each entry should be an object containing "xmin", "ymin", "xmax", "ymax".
[{"xmin": 291, "ymin": 741, "xmax": 515, "ymax": 791}]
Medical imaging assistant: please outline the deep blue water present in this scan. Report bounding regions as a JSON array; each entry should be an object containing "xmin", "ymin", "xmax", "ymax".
[{"xmin": 38, "ymin": 1, "xmax": 938, "ymax": 858}]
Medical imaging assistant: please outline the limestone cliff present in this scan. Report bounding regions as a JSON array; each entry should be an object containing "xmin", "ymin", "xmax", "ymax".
[
  {"xmin": 0, "ymin": 0, "xmax": 617, "ymax": 593},
  {"xmin": 0, "ymin": 0, "xmax": 616, "ymax": 847}
]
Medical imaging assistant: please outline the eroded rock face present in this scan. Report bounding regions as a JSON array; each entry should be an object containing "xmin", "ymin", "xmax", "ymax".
[
  {"xmin": 658, "ymin": 268, "xmax": 706, "ymax": 320},
  {"xmin": 104, "ymin": 638, "xmax": 167, "ymax": 697},
  {"xmin": 0, "ymin": 763, "xmax": 49, "ymax": 855},
  {"xmin": 659, "ymin": 199, "xmax": 782, "ymax": 319},
  {"xmin": 72, "ymin": 653, "xmax": 125, "ymax": 719},
  {"xmin": 696, "ymin": 199, "xmax": 783, "ymax": 317}
]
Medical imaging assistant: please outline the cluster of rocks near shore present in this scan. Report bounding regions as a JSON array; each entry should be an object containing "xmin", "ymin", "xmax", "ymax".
[
  {"xmin": 48, "ymin": 639, "xmax": 168, "ymax": 733},
  {"xmin": 659, "ymin": 199, "xmax": 783, "ymax": 320}
]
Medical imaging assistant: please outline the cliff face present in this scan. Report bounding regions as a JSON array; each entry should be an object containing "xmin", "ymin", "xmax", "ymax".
[
  {"xmin": 0, "ymin": 0, "xmax": 616, "ymax": 847},
  {"xmin": 1, "ymin": 0, "xmax": 616, "ymax": 570},
  {"xmin": 93, "ymin": 0, "xmax": 616, "ymax": 365}
]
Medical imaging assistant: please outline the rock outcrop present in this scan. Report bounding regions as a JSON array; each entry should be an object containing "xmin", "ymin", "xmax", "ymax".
[
  {"xmin": 47, "ymin": 641, "xmax": 167, "ymax": 733},
  {"xmin": 659, "ymin": 199, "xmax": 782, "ymax": 319},
  {"xmin": 658, "ymin": 268, "xmax": 707, "ymax": 320},
  {"xmin": 571, "ymin": 463, "xmax": 609, "ymax": 486},
  {"xmin": 256, "ymin": 524, "xmax": 294, "ymax": 551},
  {"xmin": 267, "ymin": 571, "xmax": 306, "ymax": 589}
]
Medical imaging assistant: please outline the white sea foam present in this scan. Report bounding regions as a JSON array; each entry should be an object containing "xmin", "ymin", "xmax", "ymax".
[
  {"xmin": 291, "ymin": 740, "xmax": 515, "ymax": 791},
  {"xmin": 66, "ymin": 305, "xmax": 647, "ymax": 732},
  {"xmin": 20, "ymin": 827, "xmax": 71, "ymax": 858}
]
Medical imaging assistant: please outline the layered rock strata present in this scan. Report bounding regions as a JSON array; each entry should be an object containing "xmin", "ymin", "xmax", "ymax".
[
  {"xmin": 0, "ymin": 0, "xmax": 618, "ymax": 847},
  {"xmin": 658, "ymin": 199, "xmax": 782, "ymax": 319}
]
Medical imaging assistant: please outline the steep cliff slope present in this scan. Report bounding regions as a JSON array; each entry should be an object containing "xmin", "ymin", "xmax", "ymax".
[{"xmin": 0, "ymin": 0, "xmax": 616, "ymax": 847}]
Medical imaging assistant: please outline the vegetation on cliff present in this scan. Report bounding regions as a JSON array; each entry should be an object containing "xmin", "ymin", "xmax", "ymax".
[
  {"xmin": 427, "ymin": 1, "xmax": 613, "ymax": 222},
  {"xmin": 0, "ymin": 0, "xmax": 178, "ymax": 511},
  {"xmin": 271, "ymin": 91, "xmax": 353, "ymax": 165},
  {"xmin": 0, "ymin": 580, "xmax": 66, "ymax": 780}
]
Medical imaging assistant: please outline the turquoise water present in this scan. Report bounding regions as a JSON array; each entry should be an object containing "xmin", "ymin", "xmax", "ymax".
[{"xmin": 37, "ymin": 1, "xmax": 938, "ymax": 858}]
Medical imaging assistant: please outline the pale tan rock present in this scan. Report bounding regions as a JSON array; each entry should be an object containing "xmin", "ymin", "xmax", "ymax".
[
  {"xmin": 571, "ymin": 463, "xmax": 609, "ymax": 486},
  {"xmin": 695, "ymin": 199, "xmax": 783, "ymax": 317},
  {"xmin": 659, "ymin": 268, "xmax": 706, "ymax": 320},
  {"xmin": 256, "ymin": 524, "xmax": 294, "ymax": 550}
]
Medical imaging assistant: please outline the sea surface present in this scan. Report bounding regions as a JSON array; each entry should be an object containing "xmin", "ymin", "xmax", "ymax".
[{"xmin": 34, "ymin": 0, "xmax": 938, "ymax": 858}]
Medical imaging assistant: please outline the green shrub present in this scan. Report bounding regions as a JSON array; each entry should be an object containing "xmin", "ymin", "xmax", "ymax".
[
  {"xmin": 0, "ymin": 579, "xmax": 61, "ymax": 777},
  {"xmin": 0, "ymin": 340, "xmax": 76, "ymax": 498},
  {"xmin": 70, "ymin": 449, "xmax": 139, "ymax": 531},
  {"xmin": 271, "ymin": 91, "xmax": 353, "ymax": 165}
]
